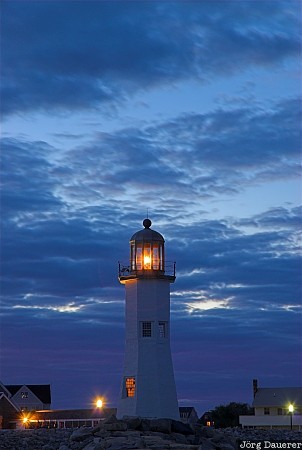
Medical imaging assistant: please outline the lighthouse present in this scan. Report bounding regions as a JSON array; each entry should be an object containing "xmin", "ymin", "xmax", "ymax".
[{"xmin": 117, "ymin": 219, "xmax": 179, "ymax": 419}]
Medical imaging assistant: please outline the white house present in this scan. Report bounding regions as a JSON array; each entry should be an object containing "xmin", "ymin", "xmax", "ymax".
[
  {"xmin": 5, "ymin": 384, "xmax": 51, "ymax": 411},
  {"xmin": 240, "ymin": 379, "xmax": 302, "ymax": 429},
  {"xmin": 179, "ymin": 406, "xmax": 199, "ymax": 425}
]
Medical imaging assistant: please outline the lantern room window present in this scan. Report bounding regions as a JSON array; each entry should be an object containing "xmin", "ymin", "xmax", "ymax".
[
  {"xmin": 135, "ymin": 245, "xmax": 143, "ymax": 270},
  {"xmin": 153, "ymin": 245, "xmax": 159, "ymax": 270},
  {"xmin": 131, "ymin": 241, "xmax": 164, "ymax": 272}
]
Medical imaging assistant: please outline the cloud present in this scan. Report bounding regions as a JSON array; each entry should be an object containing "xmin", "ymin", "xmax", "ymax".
[
  {"xmin": 1, "ymin": 1, "xmax": 300, "ymax": 412},
  {"xmin": 1, "ymin": 93, "xmax": 300, "ymax": 314},
  {"xmin": 1, "ymin": 1, "xmax": 300, "ymax": 116}
]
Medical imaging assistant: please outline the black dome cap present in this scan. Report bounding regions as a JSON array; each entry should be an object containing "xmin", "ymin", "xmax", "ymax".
[{"xmin": 130, "ymin": 219, "xmax": 164, "ymax": 242}]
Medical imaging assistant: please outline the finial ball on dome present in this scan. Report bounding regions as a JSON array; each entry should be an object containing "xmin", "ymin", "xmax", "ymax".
[{"xmin": 143, "ymin": 218, "xmax": 152, "ymax": 228}]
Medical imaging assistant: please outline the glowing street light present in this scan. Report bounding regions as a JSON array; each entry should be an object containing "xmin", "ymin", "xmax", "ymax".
[
  {"xmin": 96, "ymin": 398, "xmax": 103, "ymax": 408},
  {"xmin": 288, "ymin": 404, "xmax": 294, "ymax": 430},
  {"xmin": 22, "ymin": 416, "xmax": 29, "ymax": 428}
]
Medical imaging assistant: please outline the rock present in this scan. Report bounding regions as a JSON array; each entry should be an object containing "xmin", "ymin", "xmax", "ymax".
[
  {"xmin": 103, "ymin": 414, "xmax": 118, "ymax": 424},
  {"xmin": 70, "ymin": 427, "xmax": 93, "ymax": 442},
  {"xmin": 111, "ymin": 430, "xmax": 141, "ymax": 437},
  {"xmin": 196, "ymin": 425, "xmax": 215, "ymax": 438},
  {"xmin": 104, "ymin": 436, "xmax": 130, "ymax": 449},
  {"xmin": 93, "ymin": 429, "xmax": 110, "ymax": 439},
  {"xmin": 123, "ymin": 416, "xmax": 142, "ymax": 430},
  {"xmin": 196, "ymin": 436, "xmax": 217, "ymax": 450},
  {"xmin": 103, "ymin": 421, "xmax": 127, "ymax": 432},
  {"xmin": 210, "ymin": 430, "xmax": 224, "ymax": 443},
  {"xmin": 138, "ymin": 418, "xmax": 151, "ymax": 431},
  {"xmin": 141, "ymin": 435, "xmax": 171, "ymax": 449},
  {"xmin": 170, "ymin": 432, "xmax": 188, "ymax": 444},
  {"xmin": 0, "ymin": 422, "xmax": 301, "ymax": 450},
  {"xmin": 99, "ymin": 414, "xmax": 128, "ymax": 432},
  {"xmin": 149, "ymin": 418, "xmax": 172, "ymax": 434},
  {"xmin": 82, "ymin": 441, "xmax": 106, "ymax": 450},
  {"xmin": 171, "ymin": 419, "xmax": 194, "ymax": 435},
  {"xmin": 169, "ymin": 445, "xmax": 200, "ymax": 450},
  {"xmin": 92, "ymin": 424, "xmax": 101, "ymax": 434},
  {"xmin": 219, "ymin": 444, "xmax": 236, "ymax": 450}
]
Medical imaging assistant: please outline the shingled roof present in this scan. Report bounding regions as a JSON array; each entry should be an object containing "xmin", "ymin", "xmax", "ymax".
[
  {"xmin": 34, "ymin": 408, "xmax": 117, "ymax": 420},
  {"xmin": 253, "ymin": 387, "xmax": 302, "ymax": 408}
]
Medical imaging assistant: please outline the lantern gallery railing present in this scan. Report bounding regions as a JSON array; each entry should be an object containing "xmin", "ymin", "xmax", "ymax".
[{"xmin": 118, "ymin": 261, "xmax": 176, "ymax": 278}]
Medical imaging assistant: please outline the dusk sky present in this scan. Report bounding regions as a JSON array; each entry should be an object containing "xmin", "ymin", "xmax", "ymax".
[{"xmin": 1, "ymin": 0, "xmax": 301, "ymax": 416}]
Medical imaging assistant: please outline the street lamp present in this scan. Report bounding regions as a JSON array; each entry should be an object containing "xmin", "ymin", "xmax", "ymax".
[
  {"xmin": 96, "ymin": 398, "xmax": 103, "ymax": 408},
  {"xmin": 288, "ymin": 404, "xmax": 294, "ymax": 430}
]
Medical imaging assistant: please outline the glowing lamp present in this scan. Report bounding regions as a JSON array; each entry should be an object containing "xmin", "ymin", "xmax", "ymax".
[
  {"xmin": 288, "ymin": 404, "xmax": 294, "ymax": 413},
  {"xmin": 96, "ymin": 399, "xmax": 103, "ymax": 408},
  {"xmin": 143, "ymin": 254, "xmax": 151, "ymax": 269},
  {"xmin": 23, "ymin": 417, "xmax": 28, "ymax": 423}
]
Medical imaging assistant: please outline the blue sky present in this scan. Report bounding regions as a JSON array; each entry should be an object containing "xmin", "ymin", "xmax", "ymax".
[{"xmin": 1, "ymin": 0, "xmax": 301, "ymax": 415}]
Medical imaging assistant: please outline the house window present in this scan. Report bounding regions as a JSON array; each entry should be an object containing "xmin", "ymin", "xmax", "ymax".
[
  {"xmin": 142, "ymin": 321, "xmax": 152, "ymax": 337},
  {"xmin": 159, "ymin": 322, "xmax": 167, "ymax": 338},
  {"xmin": 264, "ymin": 407, "xmax": 270, "ymax": 415},
  {"xmin": 21, "ymin": 392, "xmax": 28, "ymax": 399},
  {"xmin": 278, "ymin": 408, "xmax": 283, "ymax": 415},
  {"xmin": 125, "ymin": 377, "xmax": 136, "ymax": 397}
]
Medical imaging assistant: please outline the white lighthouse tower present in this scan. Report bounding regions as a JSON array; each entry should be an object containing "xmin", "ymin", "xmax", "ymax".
[{"xmin": 117, "ymin": 218, "xmax": 179, "ymax": 419}]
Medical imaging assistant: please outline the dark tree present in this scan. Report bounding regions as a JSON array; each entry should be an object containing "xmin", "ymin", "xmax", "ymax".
[{"xmin": 211, "ymin": 402, "xmax": 253, "ymax": 428}]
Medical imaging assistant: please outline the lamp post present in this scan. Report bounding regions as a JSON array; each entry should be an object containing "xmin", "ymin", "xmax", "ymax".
[{"xmin": 288, "ymin": 404, "xmax": 294, "ymax": 430}]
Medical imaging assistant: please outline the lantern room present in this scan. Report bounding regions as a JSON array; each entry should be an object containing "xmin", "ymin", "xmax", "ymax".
[
  {"xmin": 118, "ymin": 218, "xmax": 176, "ymax": 282},
  {"xmin": 130, "ymin": 218, "xmax": 164, "ymax": 272}
]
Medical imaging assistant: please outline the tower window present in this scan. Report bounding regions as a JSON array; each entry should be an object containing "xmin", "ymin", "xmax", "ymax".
[
  {"xmin": 125, "ymin": 377, "xmax": 136, "ymax": 397},
  {"xmin": 21, "ymin": 392, "xmax": 28, "ymax": 399},
  {"xmin": 159, "ymin": 322, "xmax": 167, "ymax": 338},
  {"xmin": 142, "ymin": 321, "xmax": 152, "ymax": 337}
]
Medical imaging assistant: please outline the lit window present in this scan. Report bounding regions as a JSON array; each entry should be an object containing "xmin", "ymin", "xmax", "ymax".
[
  {"xmin": 264, "ymin": 407, "xmax": 270, "ymax": 415},
  {"xmin": 125, "ymin": 377, "xmax": 136, "ymax": 397},
  {"xmin": 21, "ymin": 392, "xmax": 28, "ymax": 399},
  {"xmin": 159, "ymin": 322, "xmax": 167, "ymax": 338},
  {"xmin": 142, "ymin": 321, "xmax": 152, "ymax": 337}
]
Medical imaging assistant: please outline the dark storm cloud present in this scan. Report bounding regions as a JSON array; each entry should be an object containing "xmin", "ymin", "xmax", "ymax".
[
  {"xmin": 1, "ymin": 85, "xmax": 300, "ymax": 313},
  {"xmin": 171, "ymin": 218, "xmax": 300, "ymax": 303},
  {"xmin": 54, "ymin": 97, "xmax": 301, "ymax": 212},
  {"xmin": 238, "ymin": 206, "xmax": 302, "ymax": 230},
  {"xmin": 151, "ymin": 97, "xmax": 301, "ymax": 171},
  {"xmin": 1, "ymin": 1, "xmax": 300, "ymax": 116}
]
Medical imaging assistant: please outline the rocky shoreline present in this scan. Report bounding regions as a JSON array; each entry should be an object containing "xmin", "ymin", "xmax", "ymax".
[{"xmin": 0, "ymin": 415, "xmax": 301, "ymax": 450}]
